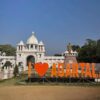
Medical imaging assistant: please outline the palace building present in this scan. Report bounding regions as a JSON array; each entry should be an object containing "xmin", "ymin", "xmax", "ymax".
[
  {"xmin": 16, "ymin": 32, "xmax": 78, "ymax": 71},
  {"xmin": 1, "ymin": 32, "xmax": 100, "ymax": 81}
]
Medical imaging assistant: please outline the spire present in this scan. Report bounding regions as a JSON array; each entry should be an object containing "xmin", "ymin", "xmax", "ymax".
[
  {"xmin": 39, "ymin": 41, "xmax": 44, "ymax": 45},
  {"xmin": 26, "ymin": 31, "xmax": 38, "ymax": 44},
  {"xmin": 67, "ymin": 43, "xmax": 72, "ymax": 54},
  {"xmin": 18, "ymin": 40, "xmax": 24, "ymax": 45},
  {"xmin": 32, "ymin": 31, "xmax": 35, "ymax": 35}
]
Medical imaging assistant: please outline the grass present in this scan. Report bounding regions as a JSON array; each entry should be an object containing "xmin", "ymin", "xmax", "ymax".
[
  {"xmin": 0, "ymin": 77, "xmax": 19, "ymax": 86},
  {"xmin": 0, "ymin": 73, "xmax": 27, "ymax": 86},
  {"xmin": 1, "ymin": 78, "xmax": 100, "ymax": 87},
  {"xmin": 0, "ymin": 73, "xmax": 100, "ymax": 87}
]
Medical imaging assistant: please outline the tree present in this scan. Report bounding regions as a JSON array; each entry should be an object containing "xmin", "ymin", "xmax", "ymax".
[
  {"xmin": 54, "ymin": 54, "xmax": 62, "ymax": 56},
  {"xmin": 77, "ymin": 39, "xmax": 100, "ymax": 63},
  {"xmin": 72, "ymin": 45, "xmax": 80, "ymax": 52},
  {"xmin": 0, "ymin": 44, "xmax": 16, "ymax": 56},
  {"xmin": 13, "ymin": 65, "xmax": 19, "ymax": 77},
  {"xmin": 96, "ymin": 39, "xmax": 100, "ymax": 62},
  {"xmin": 96, "ymin": 39, "xmax": 100, "ymax": 57}
]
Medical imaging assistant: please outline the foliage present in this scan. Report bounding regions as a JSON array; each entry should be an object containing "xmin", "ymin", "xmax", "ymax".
[
  {"xmin": 72, "ymin": 45, "xmax": 80, "ymax": 52},
  {"xmin": 77, "ymin": 39, "xmax": 100, "ymax": 63},
  {"xmin": 0, "ymin": 44, "xmax": 16, "ymax": 56},
  {"xmin": 53, "ymin": 39, "xmax": 100, "ymax": 62},
  {"xmin": 54, "ymin": 54, "xmax": 62, "ymax": 56},
  {"xmin": 13, "ymin": 65, "xmax": 19, "ymax": 77},
  {"xmin": 0, "ymin": 39, "xmax": 100, "ymax": 63}
]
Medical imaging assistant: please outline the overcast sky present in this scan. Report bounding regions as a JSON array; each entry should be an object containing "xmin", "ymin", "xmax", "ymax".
[{"xmin": 0, "ymin": 0, "xmax": 100, "ymax": 55}]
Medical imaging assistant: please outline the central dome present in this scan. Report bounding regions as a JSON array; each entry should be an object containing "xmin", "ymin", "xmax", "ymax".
[{"xmin": 27, "ymin": 32, "xmax": 38, "ymax": 44}]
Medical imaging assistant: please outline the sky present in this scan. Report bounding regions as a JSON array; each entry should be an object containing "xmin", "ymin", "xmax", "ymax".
[{"xmin": 0, "ymin": 0, "xmax": 100, "ymax": 55}]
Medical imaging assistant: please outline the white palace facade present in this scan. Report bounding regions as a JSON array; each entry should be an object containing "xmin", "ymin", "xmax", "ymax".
[
  {"xmin": 16, "ymin": 32, "xmax": 77, "ymax": 71},
  {"xmin": 0, "ymin": 32, "xmax": 78, "ymax": 72}
]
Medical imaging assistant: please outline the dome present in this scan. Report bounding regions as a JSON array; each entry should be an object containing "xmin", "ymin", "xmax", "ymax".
[
  {"xmin": 18, "ymin": 41, "xmax": 24, "ymax": 45},
  {"xmin": 39, "ymin": 41, "xmax": 44, "ymax": 45},
  {"xmin": 64, "ymin": 50, "xmax": 69, "ymax": 54},
  {"xmin": 27, "ymin": 32, "xmax": 38, "ymax": 44}
]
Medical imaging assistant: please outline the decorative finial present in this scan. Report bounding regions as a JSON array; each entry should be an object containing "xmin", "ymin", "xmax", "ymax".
[
  {"xmin": 67, "ymin": 43, "xmax": 72, "ymax": 54},
  {"xmin": 32, "ymin": 31, "xmax": 35, "ymax": 35}
]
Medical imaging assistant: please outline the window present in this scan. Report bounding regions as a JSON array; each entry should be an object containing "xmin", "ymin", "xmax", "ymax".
[
  {"xmin": 31, "ymin": 45, "xmax": 33, "ymax": 48},
  {"xmin": 19, "ymin": 62, "xmax": 23, "ymax": 66},
  {"xmin": 19, "ymin": 46, "xmax": 20, "ymax": 50},
  {"xmin": 39, "ymin": 54, "xmax": 41, "ymax": 57},
  {"xmin": 19, "ymin": 54, "xmax": 21, "ymax": 57},
  {"xmin": 35, "ymin": 45, "xmax": 37, "ymax": 49}
]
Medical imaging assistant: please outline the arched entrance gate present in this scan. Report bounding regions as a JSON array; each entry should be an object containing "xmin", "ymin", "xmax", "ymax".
[{"xmin": 27, "ymin": 55, "xmax": 35, "ymax": 67}]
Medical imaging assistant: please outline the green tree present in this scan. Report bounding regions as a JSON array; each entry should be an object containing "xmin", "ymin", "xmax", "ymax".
[
  {"xmin": 0, "ymin": 44, "xmax": 16, "ymax": 56},
  {"xmin": 54, "ymin": 54, "xmax": 62, "ymax": 56},
  {"xmin": 96, "ymin": 39, "xmax": 100, "ymax": 62},
  {"xmin": 77, "ymin": 39, "xmax": 100, "ymax": 63},
  {"xmin": 72, "ymin": 45, "xmax": 80, "ymax": 52},
  {"xmin": 13, "ymin": 65, "xmax": 19, "ymax": 77},
  {"xmin": 96, "ymin": 39, "xmax": 100, "ymax": 57}
]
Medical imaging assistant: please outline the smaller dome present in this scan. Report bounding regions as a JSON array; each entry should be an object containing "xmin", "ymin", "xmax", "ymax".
[
  {"xmin": 64, "ymin": 50, "xmax": 69, "ymax": 54},
  {"xmin": 27, "ymin": 32, "xmax": 38, "ymax": 44},
  {"xmin": 39, "ymin": 41, "xmax": 44, "ymax": 45},
  {"xmin": 18, "ymin": 41, "xmax": 24, "ymax": 45}
]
